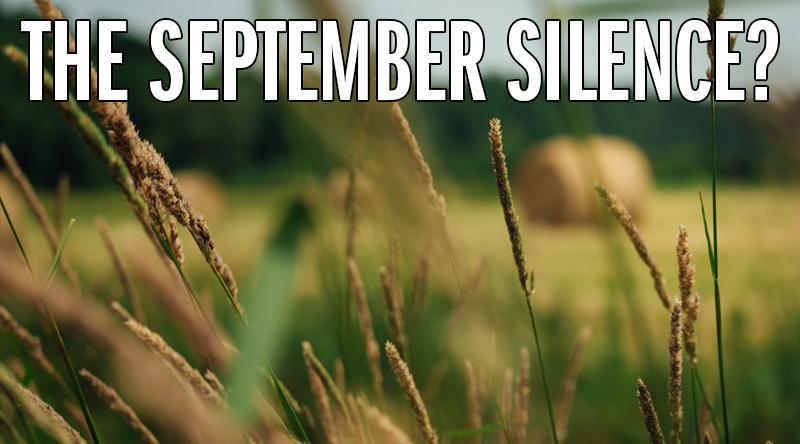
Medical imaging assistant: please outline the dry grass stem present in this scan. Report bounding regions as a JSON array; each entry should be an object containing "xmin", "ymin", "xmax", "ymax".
[
  {"xmin": 513, "ymin": 347, "xmax": 531, "ymax": 442},
  {"xmin": 347, "ymin": 393, "xmax": 369, "ymax": 444},
  {"xmin": 387, "ymin": 102, "xmax": 447, "ymax": 223},
  {"xmin": 595, "ymin": 182, "xmax": 670, "ymax": 308},
  {"xmin": 97, "ymin": 217, "xmax": 145, "ymax": 322},
  {"xmin": 55, "ymin": 173, "xmax": 69, "ymax": 234},
  {"xmin": 79, "ymin": 369, "xmax": 159, "ymax": 444},
  {"xmin": 556, "ymin": 326, "xmax": 592, "ymax": 441},
  {"xmin": 348, "ymin": 258, "xmax": 384, "ymax": 399},
  {"xmin": 1, "ymin": 45, "xmax": 159, "ymax": 256},
  {"xmin": 386, "ymin": 341, "xmax": 438, "ymax": 444},
  {"xmin": 637, "ymin": 378, "xmax": 666, "ymax": 444},
  {"xmin": 32, "ymin": 0, "xmax": 240, "ymax": 309},
  {"xmin": 677, "ymin": 226, "xmax": 700, "ymax": 363},
  {"xmin": 306, "ymin": 356, "xmax": 339, "ymax": 444},
  {"xmin": 302, "ymin": 342, "xmax": 351, "ymax": 425},
  {"xmin": 119, "ymin": 313, "xmax": 223, "ymax": 406},
  {"xmin": 345, "ymin": 166, "xmax": 358, "ymax": 260},
  {"xmin": 363, "ymin": 402, "xmax": 415, "ymax": 444},
  {"xmin": 0, "ymin": 257, "xmax": 239, "ymax": 442},
  {"xmin": 334, "ymin": 358, "xmax": 346, "ymax": 396},
  {"xmin": 0, "ymin": 367, "xmax": 85, "ymax": 444},
  {"xmin": 0, "ymin": 144, "xmax": 80, "ymax": 293},
  {"xmin": 497, "ymin": 367, "xmax": 514, "ymax": 444},
  {"xmin": 129, "ymin": 252, "xmax": 229, "ymax": 368},
  {"xmin": 465, "ymin": 359, "xmax": 481, "ymax": 444},
  {"xmin": 668, "ymin": 302, "xmax": 683, "ymax": 444},
  {"xmin": 380, "ymin": 265, "xmax": 408, "ymax": 361},
  {"xmin": 408, "ymin": 240, "xmax": 431, "ymax": 318},
  {"xmin": 0, "ymin": 305, "xmax": 58, "ymax": 378}
]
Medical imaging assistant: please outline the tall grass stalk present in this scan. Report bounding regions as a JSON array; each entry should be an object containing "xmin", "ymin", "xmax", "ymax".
[
  {"xmin": 707, "ymin": 108, "xmax": 729, "ymax": 444},
  {"xmin": 489, "ymin": 119, "xmax": 559, "ymax": 444},
  {"xmin": 706, "ymin": 0, "xmax": 731, "ymax": 440}
]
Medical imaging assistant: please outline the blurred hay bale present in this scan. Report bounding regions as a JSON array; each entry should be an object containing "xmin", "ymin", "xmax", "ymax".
[
  {"xmin": 514, "ymin": 135, "xmax": 653, "ymax": 225},
  {"xmin": 174, "ymin": 170, "xmax": 226, "ymax": 220},
  {"xmin": 0, "ymin": 171, "xmax": 24, "ymax": 249}
]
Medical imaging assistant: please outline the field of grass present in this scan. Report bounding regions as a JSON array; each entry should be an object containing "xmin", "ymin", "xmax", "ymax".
[{"xmin": 4, "ymin": 182, "xmax": 795, "ymax": 443}]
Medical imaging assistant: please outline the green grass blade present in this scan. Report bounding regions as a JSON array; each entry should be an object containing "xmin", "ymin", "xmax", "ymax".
[
  {"xmin": 44, "ymin": 219, "xmax": 75, "ymax": 287},
  {"xmin": 0, "ymin": 191, "xmax": 35, "ymax": 279},
  {"xmin": 228, "ymin": 200, "xmax": 312, "ymax": 442},
  {"xmin": 267, "ymin": 363, "xmax": 309, "ymax": 444},
  {"xmin": 42, "ymin": 219, "xmax": 102, "ymax": 444},
  {"xmin": 698, "ymin": 191, "xmax": 716, "ymax": 275},
  {"xmin": 693, "ymin": 365, "xmax": 723, "ymax": 439}
]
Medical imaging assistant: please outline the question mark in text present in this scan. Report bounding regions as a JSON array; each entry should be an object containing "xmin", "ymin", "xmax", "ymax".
[{"xmin": 746, "ymin": 19, "xmax": 780, "ymax": 102}]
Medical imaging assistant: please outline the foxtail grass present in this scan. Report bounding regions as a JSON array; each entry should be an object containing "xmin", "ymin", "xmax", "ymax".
[
  {"xmin": 379, "ymin": 266, "xmax": 408, "ymax": 362},
  {"xmin": 637, "ymin": 378, "xmax": 666, "ymax": 444},
  {"xmin": 347, "ymin": 258, "xmax": 384, "ymax": 401},
  {"xmin": 386, "ymin": 341, "xmax": 438, "ymax": 444},
  {"xmin": 668, "ymin": 302, "xmax": 683, "ymax": 444},
  {"xmin": 594, "ymin": 182, "xmax": 669, "ymax": 309},
  {"xmin": 488, "ymin": 118, "xmax": 560, "ymax": 444}
]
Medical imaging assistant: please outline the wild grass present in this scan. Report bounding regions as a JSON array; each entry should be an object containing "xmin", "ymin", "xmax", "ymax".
[{"xmin": 0, "ymin": 0, "xmax": 794, "ymax": 442}]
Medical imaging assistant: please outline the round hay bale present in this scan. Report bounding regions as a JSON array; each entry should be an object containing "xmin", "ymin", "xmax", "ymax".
[
  {"xmin": 514, "ymin": 135, "xmax": 653, "ymax": 225},
  {"xmin": 174, "ymin": 170, "xmax": 226, "ymax": 219}
]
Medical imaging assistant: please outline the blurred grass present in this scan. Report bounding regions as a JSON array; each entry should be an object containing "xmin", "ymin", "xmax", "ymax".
[{"xmin": 10, "ymin": 183, "xmax": 799, "ymax": 443}]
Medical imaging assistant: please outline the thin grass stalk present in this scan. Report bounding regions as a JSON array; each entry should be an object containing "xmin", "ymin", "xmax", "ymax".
[
  {"xmin": 55, "ymin": 174, "xmax": 69, "ymax": 235},
  {"xmin": 379, "ymin": 266, "xmax": 408, "ymax": 362},
  {"xmin": 465, "ymin": 360, "xmax": 481, "ymax": 444},
  {"xmin": 305, "ymin": 359, "xmax": 339, "ymax": 444},
  {"xmin": 556, "ymin": 326, "xmax": 591, "ymax": 442},
  {"xmin": 488, "ymin": 118, "xmax": 559, "ymax": 444},
  {"xmin": 0, "ymin": 145, "xmax": 80, "ymax": 293},
  {"xmin": 0, "ymin": 190, "xmax": 34, "ymax": 278},
  {"xmin": 96, "ymin": 217, "xmax": 145, "ymax": 321},
  {"xmin": 43, "ymin": 219, "xmax": 102, "ymax": 444},
  {"xmin": 385, "ymin": 342, "xmax": 438, "ymax": 444},
  {"xmin": 0, "ymin": 365, "xmax": 83, "ymax": 444},
  {"xmin": 0, "ymin": 306, "xmax": 64, "ymax": 389},
  {"xmin": 594, "ymin": 182, "xmax": 670, "ymax": 309},
  {"xmin": 387, "ymin": 101, "xmax": 470, "ymax": 309},
  {"xmin": 301, "ymin": 342, "xmax": 351, "ymax": 425},
  {"xmin": 115, "ymin": 311, "xmax": 222, "ymax": 405},
  {"xmin": 78, "ymin": 370, "xmax": 158, "ymax": 444},
  {"xmin": 2, "ymin": 381, "xmax": 42, "ymax": 444},
  {"xmin": 513, "ymin": 347, "xmax": 530, "ymax": 443},
  {"xmin": 705, "ymin": 1, "xmax": 730, "ymax": 440},
  {"xmin": 347, "ymin": 258, "xmax": 384, "ymax": 401}
]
